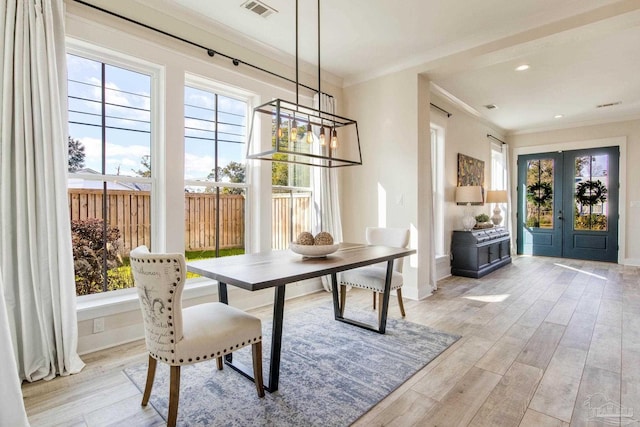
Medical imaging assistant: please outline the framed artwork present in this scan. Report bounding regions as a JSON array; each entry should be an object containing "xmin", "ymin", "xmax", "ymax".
[{"xmin": 457, "ymin": 153, "xmax": 485, "ymax": 205}]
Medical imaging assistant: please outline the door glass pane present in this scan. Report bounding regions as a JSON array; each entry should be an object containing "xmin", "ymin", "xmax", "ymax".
[
  {"xmin": 525, "ymin": 159, "xmax": 554, "ymax": 229},
  {"xmin": 573, "ymin": 154, "xmax": 609, "ymax": 231}
]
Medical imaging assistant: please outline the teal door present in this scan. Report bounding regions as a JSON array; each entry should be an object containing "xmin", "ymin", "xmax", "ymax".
[{"xmin": 517, "ymin": 147, "xmax": 619, "ymax": 262}]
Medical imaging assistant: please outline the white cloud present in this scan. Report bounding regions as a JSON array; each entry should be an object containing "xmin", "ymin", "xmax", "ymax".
[{"xmin": 184, "ymin": 152, "xmax": 215, "ymax": 180}]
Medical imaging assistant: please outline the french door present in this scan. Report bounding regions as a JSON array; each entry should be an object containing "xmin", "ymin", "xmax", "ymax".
[{"xmin": 517, "ymin": 146, "xmax": 619, "ymax": 262}]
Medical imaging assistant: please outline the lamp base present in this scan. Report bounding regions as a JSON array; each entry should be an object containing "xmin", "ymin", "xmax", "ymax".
[{"xmin": 491, "ymin": 205, "xmax": 503, "ymax": 226}]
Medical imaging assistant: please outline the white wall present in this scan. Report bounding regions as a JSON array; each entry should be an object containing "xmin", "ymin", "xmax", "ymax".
[
  {"xmin": 429, "ymin": 93, "xmax": 507, "ymax": 255},
  {"xmin": 341, "ymin": 69, "xmax": 433, "ymax": 300},
  {"xmin": 340, "ymin": 70, "xmax": 510, "ymax": 296},
  {"xmin": 508, "ymin": 119, "xmax": 640, "ymax": 265}
]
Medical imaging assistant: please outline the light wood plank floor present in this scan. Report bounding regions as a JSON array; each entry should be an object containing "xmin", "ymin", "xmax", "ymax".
[{"xmin": 22, "ymin": 256, "xmax": 640, "ymax": 426}]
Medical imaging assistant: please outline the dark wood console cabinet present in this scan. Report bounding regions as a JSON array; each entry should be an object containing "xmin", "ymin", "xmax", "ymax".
[{"xmin": 451, "ymin": 227, "xmax": 511, "ymax": 278}]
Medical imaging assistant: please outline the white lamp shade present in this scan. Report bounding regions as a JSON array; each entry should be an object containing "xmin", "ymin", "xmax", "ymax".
[
  {"xmin": 485, "ymin": 190, "xmax": 508, "ymax": 203},
  {"xmin": 455, "ymin": 186, "xmax": 483, "ymax": 204}
]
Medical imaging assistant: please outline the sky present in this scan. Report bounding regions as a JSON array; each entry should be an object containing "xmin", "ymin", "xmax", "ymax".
[{"xmin": 67, "ymin": 53, "xmax": 247, "ymax": 182}]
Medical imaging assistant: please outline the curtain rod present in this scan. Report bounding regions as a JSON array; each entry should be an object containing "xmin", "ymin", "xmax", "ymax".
[
  {"xmin": 430, "ymin": 103, "xmax": 452, "ymax": 117},
  {"xmin": 487, "ymin": 134, "xmax": 506, "ymax": 145},
  {"xmin": 71, "ymin": 0, "xmax": 333, "ymax": 98}
]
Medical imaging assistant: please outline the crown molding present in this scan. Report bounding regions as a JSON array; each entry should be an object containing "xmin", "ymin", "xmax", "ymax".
[
  {"xmin": 430, "ymin": 83, "xmax": 507, "ymax": 135},
  {"xmin": 507, "ymin": 113, "xmax": 640, "ymax": 136}
]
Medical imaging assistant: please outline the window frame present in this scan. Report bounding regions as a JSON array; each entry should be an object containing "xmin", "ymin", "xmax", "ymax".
[
  {"xmin": 67, "ymin": 38, "xmax": 165, "ymax": 298},
  {"xmin": 491, "ymin": 141, "xmax": 507, "ymax": 191},
  {"xmin": 430, "ymin": 125, "xmax": 445, "ymax": 256},
  {"xmin": 183, "ymin": 74, "xmax": 254, "ymax": 258}
]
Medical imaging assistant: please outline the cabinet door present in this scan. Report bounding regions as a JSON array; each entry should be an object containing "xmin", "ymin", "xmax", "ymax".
[
  {"xmin": 488, "ymin": 242, "xmax": 500, "ymax": 264},
  {"xmin": 477, "ymin": 245, "xmax": 490, "ymax": 269},
  {"xmin": 499, "ymin": 239, "xmax": 510, "ymax": 260}
]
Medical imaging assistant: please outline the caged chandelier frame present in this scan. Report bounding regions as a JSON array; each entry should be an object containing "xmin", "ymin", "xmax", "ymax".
[{"xmin": 246, "ymin": 0, "xmax": 362, "ymax": 168}]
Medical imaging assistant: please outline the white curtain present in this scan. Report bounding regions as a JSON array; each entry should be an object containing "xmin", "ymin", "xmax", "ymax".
[
  {"xmin": 0, "ymin": 0, "xmax": 84, "ymax": 388},
  {"xmin": 0, "ymin": 269, "xmax": 30, "ymax": 427},
  {"xmin": 312, "ymin": 94, "xmax": 343, "ymax": 291}
]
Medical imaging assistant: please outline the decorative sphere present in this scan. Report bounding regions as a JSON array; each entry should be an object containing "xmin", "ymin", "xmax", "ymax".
[
  {"xmin": 296, "ymin": 232, "xmax": 315, "ymax": 245},
  {"xmin": 314, "ymin": 232, "xmax": 334, "ymax": 245}
]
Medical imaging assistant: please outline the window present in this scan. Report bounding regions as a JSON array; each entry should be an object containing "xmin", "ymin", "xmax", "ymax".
[
  {"xmin": 431, "ymin": 126, "xmax": 445, "ymax": 256},
  {"xmin": 184, "ymin": 83, "xmax": 249, "ymax": 262},
  {"xmin": 271, "ymin": 129, "xmax": 312, "ymax": 249},
  {"xmin": 67, "ymin": 52, "xmax": 156, "ymax": 296},
  {"xmin": 491, "ymin": 142, "xmax": 507, "ymax": 191}
]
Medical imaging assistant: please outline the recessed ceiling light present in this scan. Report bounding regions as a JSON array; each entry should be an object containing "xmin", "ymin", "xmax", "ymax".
[
  {"xmin": 554, "ymin": 114, "xmax": 564, "ymax": 119},
  {"xmin": 515, "ymin": 64, "xmax": 530, "ymax": 71}
]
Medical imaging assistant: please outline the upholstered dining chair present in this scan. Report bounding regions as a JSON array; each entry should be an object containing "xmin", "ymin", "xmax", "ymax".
[
  {"xmin": 339, "ymin": 227, "xmax": 410, "ymax": 326},
  {"xmin": 130, "ymin": 246, "xmax": 264, "ymax": 427}
]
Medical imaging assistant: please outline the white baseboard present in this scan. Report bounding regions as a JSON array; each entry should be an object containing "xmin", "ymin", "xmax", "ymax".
[{"xmin": 624, "ymin": 258, "xmax": 640, "ymax": 266}]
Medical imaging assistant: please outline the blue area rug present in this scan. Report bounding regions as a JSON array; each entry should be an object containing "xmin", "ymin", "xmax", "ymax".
[{"xmin": 124, "ymin": 304, "xmax": 459, "ymax": 426}]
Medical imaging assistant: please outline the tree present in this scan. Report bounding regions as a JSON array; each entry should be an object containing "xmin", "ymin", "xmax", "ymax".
[
  {"xmin": 68, "ymin": 136, "xmax": 85, "ymax": 172},
  {"xmin": 132, "ymin": 155, "xmax": 151, "ymax": 177},
  {"xmin": 272, "ymin": 153, "xmax": 289, "ymax": 186},
  {"xmin": 209, "ymin": 161, "xmax": 246, "ymax": 194}
]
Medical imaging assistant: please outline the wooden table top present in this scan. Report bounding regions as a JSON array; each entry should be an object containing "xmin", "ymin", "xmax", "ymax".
[{"xmin": 187, "ymin": 243, "xmax": 416, "ymax": 291}]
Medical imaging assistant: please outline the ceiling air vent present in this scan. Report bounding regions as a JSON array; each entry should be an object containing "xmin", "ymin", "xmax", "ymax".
[
  {"xmin": 596, "ymin": 101, "xmax": 621, "ymax": 109},
  {"xmin": 484, "ymin": 104, "xmax": 498, "ymax": 110},
  {"xmin": 241, "ymin": 0, "xmax": 278, "ymax": 18}
]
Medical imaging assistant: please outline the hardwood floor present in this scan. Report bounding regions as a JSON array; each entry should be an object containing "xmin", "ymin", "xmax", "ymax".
[{"xmin": 22, "ymin": 256, "xmax": 640, "ymax": 426}]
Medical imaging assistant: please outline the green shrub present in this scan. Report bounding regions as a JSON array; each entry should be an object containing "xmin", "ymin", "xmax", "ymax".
[
  {"xmin": 575, "ymin": 214, "xmax": 607, "ymax": 230},
  {"xmin": 71, "ymin": 218, "xmax": 131, "ymax": 295}
]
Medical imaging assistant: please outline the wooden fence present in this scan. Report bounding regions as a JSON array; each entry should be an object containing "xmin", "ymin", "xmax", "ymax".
[
  {"xmin": 184, "ymin": 193, "xmax": 244, "ymax": 250},
  {"xmin": 68, "ymin": 189, "xmax": 311, "ymax": 252},
  {"xmin": 272, "ymin": 192, "xmax": 312, "ymax": 249},
  {"xmin": 69, "ymin": 189, "xmax": 152, "ymax": 252}
]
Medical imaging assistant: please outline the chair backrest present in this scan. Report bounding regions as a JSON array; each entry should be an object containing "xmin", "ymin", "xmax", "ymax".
[
  {"xmin": 365, "ymin": 227, "xmax": 410, "ymax": 273},
  {"xmin": 130, "ymin": 245, "xmax": 186, "ymax": 363}
]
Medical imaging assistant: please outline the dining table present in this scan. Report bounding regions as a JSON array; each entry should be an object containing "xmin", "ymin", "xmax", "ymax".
[{"xmin": 186, "ymin": 242, "xmax": 416, "ymax": 392}]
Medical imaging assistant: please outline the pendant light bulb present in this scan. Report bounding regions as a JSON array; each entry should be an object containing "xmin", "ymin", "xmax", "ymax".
[
  {"xmin": 319, "ymin": 127, "xmax": 326, "ymax": 146},
  {"xmin": 277, "ymin": 120, "xmax": 283, "ymax": 139},
  {"xmin": 291, "ymin": 119, "xmax": 298, "ymax": 141},
  {"xmin": 306, "ymin": 123, "xmax": 313, "ymax": 143},
  {"xmin": 331, "ymin": 128, "xmax": 338, "ymax": 149}
]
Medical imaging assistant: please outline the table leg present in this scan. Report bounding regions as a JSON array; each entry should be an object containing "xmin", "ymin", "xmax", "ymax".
[
  {"xmin": 378, "ymin": 260, "xmax": 394, "ymax": 334},
  {"xmin": 219, "ymin": 282, "xmax": 286, "ymax": 393},
  {"xmin": 333, "ymin": 260, "xmax": 395, "ymax": 334},
  {"xmin": 268, "ymin": 285, "xmax": 286, "ymax": 392},
  {"xmin": 219, "ymin": 282, "xmax": 234, "ymax": 365},
  {"xmin": 218, "ymin": 281, "xmax": 228, "ymax": 304},
  {"xmin": 331, "ymin": 273, "xmax": 341, "ymax": 319}
]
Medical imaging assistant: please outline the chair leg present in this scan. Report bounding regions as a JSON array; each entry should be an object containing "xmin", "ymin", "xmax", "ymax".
[
  {"xmin": 372, "ymin": 291, "xmax": 376, "ymax": 310},
  {"xmin": 141, "ymin": 355, "xmax": 157, "ymax": 406},
  {"xmin": 339, "ymin": 285, "xmax": 347, "ymax": 317},
  {"xmin": 252, "ymin": 341, "xmax": 265, "ymax": 397},
  {"xmin": 167, "ymin": 366, "xmax": 180, "ymax": 427},
  {"xmin": 378, "ymin": 292, "xmax": 384, "ymax": 326},
  {"xmin": 216, "ymin": 356, "xmax": 223, "ymax": 370},
  {"xmin": 397, "ymin": 288, "xmax": 406, "ymax": 317}
]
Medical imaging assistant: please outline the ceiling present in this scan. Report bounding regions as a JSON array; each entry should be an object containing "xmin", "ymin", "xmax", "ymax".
[{"xmin": 135, "ymin": 0, "xmax": 640, "ymax": 134}]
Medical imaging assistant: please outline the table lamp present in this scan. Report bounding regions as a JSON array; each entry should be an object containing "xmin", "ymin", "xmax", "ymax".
[
  {"xmin": 485, "ymin": 190, "xmax": 508, "ymax": 226},
  {"xmin": 455, "ymin": 186, "xmax": 483, "ymax": 231}
]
